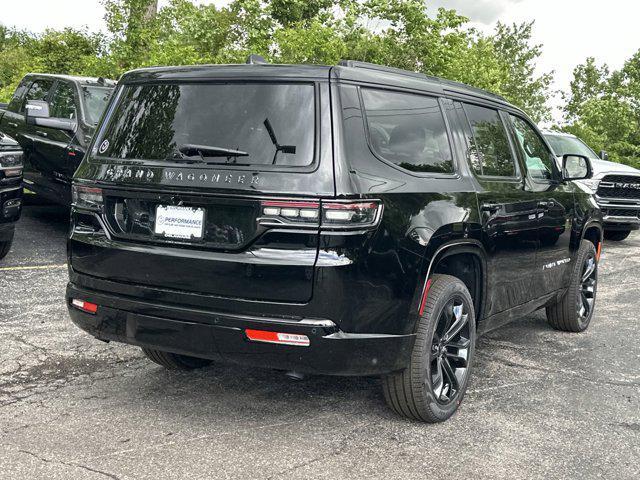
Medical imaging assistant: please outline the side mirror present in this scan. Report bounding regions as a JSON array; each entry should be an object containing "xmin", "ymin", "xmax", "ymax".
[
  {"xmin": 33, "ymin": 117, "xmax": 77, "ymax": 132},
  {"xmin": 25, "ymin": 100, "xmax": 50, "ymax": 125},
  {"xmin": 562, "ymin": 154, "xmax": 592, "ymax": 181},
  {"xmin": 599, "ymin": 150, "xmax": 609, "ymax": 161}
]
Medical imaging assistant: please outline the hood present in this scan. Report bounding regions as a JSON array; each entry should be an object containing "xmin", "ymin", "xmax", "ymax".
[{"xmin": 589, "ymin": 158, "xmax": 640, "ymax": 177}]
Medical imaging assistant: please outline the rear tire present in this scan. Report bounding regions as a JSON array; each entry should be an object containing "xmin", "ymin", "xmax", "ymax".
[
  {"xmin": 546, "ymin": 241, "xmax": 598, "ymax": 332},
  {"xmin": 382, "ymin": 274, "xmax": 476, "ymax": 423},
  {"xmin": 141, "ymin": 347, "xmax": 212, "ymax": 370},
  {"xmin": 604, "ymin": 230, "xmax": 631, "ymax": 241}
]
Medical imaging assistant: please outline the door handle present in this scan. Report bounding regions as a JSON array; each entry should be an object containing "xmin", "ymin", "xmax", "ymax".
[
  {"xmin": 8, "ymin": 122, "xmax": 18, "ymax": 128},
  {"xmin": 481, "ymin": 203, "xmax": 501, "ymax": 214},
  {"xmin": 35, "ymin": 130, "xmax": 48, "ymax": 138},
  {"xmin": 538, "ymin": 200, "xmax": 556, "ymax": 211}
]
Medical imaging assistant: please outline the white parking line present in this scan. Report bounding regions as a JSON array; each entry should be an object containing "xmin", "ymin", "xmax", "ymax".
[{"xmin": 0, "ymin": 264, "xmax": 67, "ymax": 272}]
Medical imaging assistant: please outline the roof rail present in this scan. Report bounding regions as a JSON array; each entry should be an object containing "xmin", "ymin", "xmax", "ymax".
[
  {"xmin": 338, "ymin": 60, "xmax": 433, "ymax": 81},
  {"xmin": 338, "ymin": 59, "xmax": 508, "ymax": 103},
  {"xmin": 247, "ymin": 54, "xmax": 268, "ymax": 65}
]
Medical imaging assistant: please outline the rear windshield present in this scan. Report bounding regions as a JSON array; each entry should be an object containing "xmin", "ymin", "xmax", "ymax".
[
  {"xmin": 82, "ymin": 86, "xmax": 113, "ymax": 125},
  {"xmin": 96, "ymin": 82, "xmax": 315, "ymax": 167}
]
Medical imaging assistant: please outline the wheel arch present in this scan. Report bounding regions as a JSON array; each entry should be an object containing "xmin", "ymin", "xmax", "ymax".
[
  {"xmin": 417, "ymin": 239, "xmax": 488, "ymax": 325},
  {"xmin": 581, "ymin": 220, "xmax": 604, "ymax": 259}
]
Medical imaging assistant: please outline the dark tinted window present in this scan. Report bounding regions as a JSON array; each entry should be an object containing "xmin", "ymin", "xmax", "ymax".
[
  {"xmin": 50, "ymin": 82, "xmax": 77, "ymax": 119},
  {"xmin": 82, "ymin": 86, "xmax": 112, "ymax": 124},
  {"xmin": 7, "ymin": 79, "xmax": 30, "ymax": 113},
  {"xmin": 22, "ymin": 79, "xmax": 55, "ymax": 113},
  {"xmin": 463, "ymin": 104, "xmax": 516, "ymax": 177},
  {"xmin": 509, "ymin": 115, "xmax": 555, "ymax": 181},
  {"xmin": 361, "ymin": 89, "xmax": 453, "ymax": 174},
  {"xmin": 98, "ymin": 83, "xmax": 315, "ymax": 167}
]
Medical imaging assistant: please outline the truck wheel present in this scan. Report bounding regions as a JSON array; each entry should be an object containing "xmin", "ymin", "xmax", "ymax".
[
  {"xmin": 546, "ymin": 241, "xmax": 598, "ymax": 332},
  {"xmin": 382, "ymin": 274, "xmax": 476, "ymax": 422},
  {"xmin": 604, "ymin": 230, "xmax": 631, "ymax": 241},
  {"xmin": 0, "ymin": 236, "xmax": 14, "ymax": 260},
  {"xmin": 141, "ymin": 347, "xmax": 212, "ymax": 370}
]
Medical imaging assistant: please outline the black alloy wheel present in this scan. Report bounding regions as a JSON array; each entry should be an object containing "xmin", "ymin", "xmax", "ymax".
[{"xmin": 430, "ymin": 298, "xmax": 471, "ymax": 404}]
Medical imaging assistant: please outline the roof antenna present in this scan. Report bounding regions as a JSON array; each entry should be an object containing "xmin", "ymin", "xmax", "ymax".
[{"xmin": 246, "ymin": 54, "xmax": 267, "ymax": 65}]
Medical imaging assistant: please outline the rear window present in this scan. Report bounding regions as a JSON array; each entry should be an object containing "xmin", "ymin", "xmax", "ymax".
[
  {"xmin": 361, "ymin": 88, "xmax": 454, "ymax": 174},
  {"xmin": 96, "ymin": 82, "xmax": 315, "ymax": 167}
]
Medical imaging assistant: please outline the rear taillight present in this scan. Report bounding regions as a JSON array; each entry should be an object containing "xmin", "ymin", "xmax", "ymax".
[
  {"xmin": 71, "ymin": 299, "xmax": 98, "ymax": 314},
  {"xmin": 245, "ymin": 329, "xmax": 310, "ymax": 347},
  {"xmin": 259, "ymin": 199, "xmax": 382, "ymax": 230},
  {"xmin": 72, "ymin": 185, "xmax": 103, "ymax": 211}
]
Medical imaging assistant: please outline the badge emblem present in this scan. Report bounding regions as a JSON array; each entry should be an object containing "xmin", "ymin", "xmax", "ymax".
[{"xmin": 98, "ymin": 139, "xmax": 110, "ymax": 154}]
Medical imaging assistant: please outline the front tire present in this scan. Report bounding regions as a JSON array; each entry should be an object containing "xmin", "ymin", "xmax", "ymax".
[
  {"xmin": 546, "ymin": 241, "xmax": 598, "ymax": 332},
  {"xmin": 0, "ymin": 235, "xmax": 14, "ymax": 260},
  {"xmin": 382, "ymin": 274, "xmax": 476, "ymax": 423},
  {"xmin": 141, "ymin": 347, "xmax": 212, "ymax": 370},
  {"xmin": 604, "ymin": 230, "xmax": 631, "ymax": 242}
]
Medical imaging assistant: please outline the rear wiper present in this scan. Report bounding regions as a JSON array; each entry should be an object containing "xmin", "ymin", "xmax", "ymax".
[
  {"xmin": 179, "ymin": 144, "xmax": 249, "ymax": 160},
  {"xmin": 263, "ymin": 118, "xmax": 296, "ymax": 165}
]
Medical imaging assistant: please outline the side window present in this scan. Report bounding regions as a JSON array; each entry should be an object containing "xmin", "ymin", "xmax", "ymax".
[
  {"xmin": 361, "ymin": 88, "xmax": 454, "ymax": 174},
  {"xmin": 509, "ymin": 115, "xmax": 556, "ymax": 181},
  {"xmin": 463, "ymin": 103, "xmax": 517, "ymax": 177},
  {"xmin": 21, "ymin": 79, "xmax": 55, "ymax": 113},
  {"xmin": 50, "ymin": 83, "xmax": 77, "ymax": 119},
  {"xmin": 7, "ymin": 79, "xmax": 30, "ymax": 113}
]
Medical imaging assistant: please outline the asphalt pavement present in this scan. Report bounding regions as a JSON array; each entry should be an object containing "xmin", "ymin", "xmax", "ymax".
[{"xmin": 1, "ymin": 204, "xmax": 639, "ymax": 479}]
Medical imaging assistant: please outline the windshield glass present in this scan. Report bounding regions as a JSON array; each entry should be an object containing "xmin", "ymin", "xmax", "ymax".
[
  {"xmin": 544, "ymin": 134, "xmax": 597, "ymax": 158},
  {"xmin": 82, "ymin": 86, "xmax": 113, "ymax": 125},
  {"xmin": 97, "ymin": 82, "xmax": 315, "ymax": 167}
]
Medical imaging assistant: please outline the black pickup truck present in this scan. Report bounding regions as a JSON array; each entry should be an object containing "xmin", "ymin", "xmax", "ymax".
[
  {"xmin": 0, "ymin": 74, "xmax": 115, "ymax": 205},
  {"xmin": 0, "ymin": 131, "xmax": 23, "ymax": 259}
]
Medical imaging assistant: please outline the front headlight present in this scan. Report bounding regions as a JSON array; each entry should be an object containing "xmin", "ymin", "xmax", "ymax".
[
  {"xmin": 0, "ymin": 151, "xmax": 23, "ymax": 177},
  {"xmin": 578, "ymin": 179, "xmax": 600, "ymax": 193}
]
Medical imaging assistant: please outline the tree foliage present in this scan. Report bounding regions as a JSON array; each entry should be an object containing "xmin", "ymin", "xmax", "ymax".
[
  {"xmin": 562, "ymin": 52, "xmax": 640, "ymax": 168},
  {"xmin": 0, "ymin": 0, "xmax": 553, "ymax": 122}
]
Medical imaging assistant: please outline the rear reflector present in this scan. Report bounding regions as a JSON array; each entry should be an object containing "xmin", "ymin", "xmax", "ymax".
[
  {"xmin": 245, "ymin": 329, "xmax": 310, "ymax": 347},
  {"xmin": 418, "ymin": 278, "xmax": 433, "ymax": 316},
  {"xmin": 71, "ymin": 299, "xmax": 98, "ymax": 314}
]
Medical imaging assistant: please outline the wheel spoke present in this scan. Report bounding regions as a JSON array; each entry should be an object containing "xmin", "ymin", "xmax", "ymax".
[
  {"xmin": 444, "ymin": 312, "xmax": 468, "ymax": 343},
  {"xmin": 582, "ymin": 257, "xmax": 596, "ymax": 282},
  {"xmin": 441, "ymin": 357, "xmax": 460, "ymax": 392},
  {"xmin": 439, "ymin": 301, "xmax": 455, "ymax": 336},
  {"xmin": 431, "ymin": 357, "xmax": 444, "ymax": 398},
  {"xmin": 445, "ymin": 348, "xmax": 468, "ymax": 368}
]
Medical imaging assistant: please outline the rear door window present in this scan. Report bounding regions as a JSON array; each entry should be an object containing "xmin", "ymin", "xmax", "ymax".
[
  {"xmin": 463, "ymin": 103, "xmax": 517, "ymax": 178},
  {"xmin": 361, "ymin": 88, "xmax": 454, "ymax": 174},
  {"xmin": 97, "ymin": 82, "xmax": 316, "ymax": 167},
  {"xmin": 50, "ymin": 82, "xmax": 77, "ymax": 119}
]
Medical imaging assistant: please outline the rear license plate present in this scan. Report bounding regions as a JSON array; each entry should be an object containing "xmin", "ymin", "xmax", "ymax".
[{"xmin": 155, "ymin": 205, "xmax": 205, "ymax": 240}]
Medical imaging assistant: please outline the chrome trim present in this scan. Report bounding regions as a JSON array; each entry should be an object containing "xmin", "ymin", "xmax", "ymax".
[{"xmin": 603, "ymin": 215, "xmax": 640, "ymax": 224}]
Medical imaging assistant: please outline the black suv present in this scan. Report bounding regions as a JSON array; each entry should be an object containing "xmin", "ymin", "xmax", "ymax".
[
  {"xmin": 0, "ymin": 74, "xmax": 116, "ymax": 205},
  {"xmin": 66, "ymin": 60, "xmax": 602, "ymax": 422},
  {"xmin": 0, "ymin": 131, "xmax": 23, "ymax": 259}
]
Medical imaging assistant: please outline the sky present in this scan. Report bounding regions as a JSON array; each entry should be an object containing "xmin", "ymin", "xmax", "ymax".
[{"xmin": 1, "ymin": 0, "xmax": 639, "ymax": 122}]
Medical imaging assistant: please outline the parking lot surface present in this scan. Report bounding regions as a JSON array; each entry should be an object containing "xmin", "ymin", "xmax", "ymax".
[{"xmin": 1, "ymin": 204, "xmax": 639, "ymax": 479}]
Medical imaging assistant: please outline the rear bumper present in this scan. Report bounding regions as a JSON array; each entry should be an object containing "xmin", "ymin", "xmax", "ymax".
[{"xmin": 66, "ymin": 283, "xmax": 415, "ymax": 376}]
